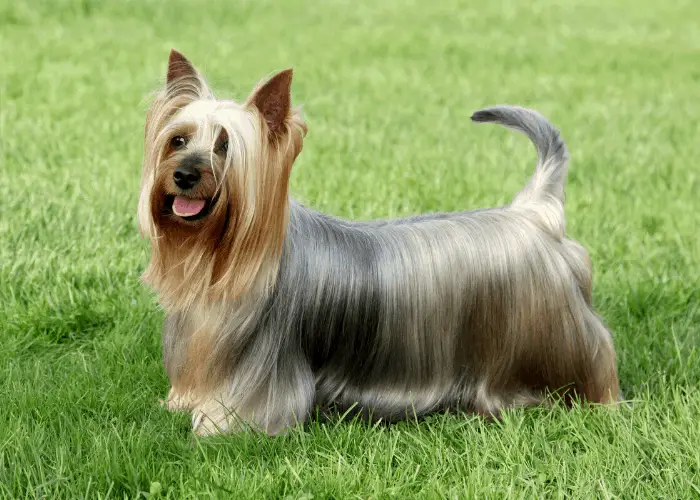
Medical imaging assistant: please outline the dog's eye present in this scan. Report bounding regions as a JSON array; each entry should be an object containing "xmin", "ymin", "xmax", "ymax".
[
  {"xmin": 170, "ymin": 136, "xmax": 187, "ymax": 150},
  {"xmin": 215, "ymin": 139, "xmax": 228, "ymax": 155}
]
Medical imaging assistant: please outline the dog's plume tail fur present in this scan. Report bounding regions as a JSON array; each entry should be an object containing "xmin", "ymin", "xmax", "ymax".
[{"xmin": 471, "ymin": 106, "xmax": 569, "ymax": 213}]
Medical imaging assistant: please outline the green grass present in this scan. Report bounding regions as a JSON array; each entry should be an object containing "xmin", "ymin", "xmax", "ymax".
[{"xmin": 1, "ymin": 0, "xmax": 699, "ymax": 497}]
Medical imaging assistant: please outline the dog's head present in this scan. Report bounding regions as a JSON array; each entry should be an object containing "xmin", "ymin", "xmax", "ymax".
[{"xmin": 138, "ymin": 50, "xmax": 306, "ymax": 310}]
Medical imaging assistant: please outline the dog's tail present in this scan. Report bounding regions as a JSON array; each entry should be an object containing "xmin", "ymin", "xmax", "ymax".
[{"xmin": 471, "ymin": 106, "xmax": 569, "ymax": 216}]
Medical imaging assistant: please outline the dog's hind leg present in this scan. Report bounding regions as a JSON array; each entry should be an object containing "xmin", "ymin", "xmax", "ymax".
[
  {"xmin": 562, "ymin": 242, "xmax": 622, "ymax": 406},
  {"xmin": 538, "ymin": 304, "xmax": 622, "ymax": 408},
  {"xmin": 579, "ymin": 311, "xmax": 622, "ymax": 405}
]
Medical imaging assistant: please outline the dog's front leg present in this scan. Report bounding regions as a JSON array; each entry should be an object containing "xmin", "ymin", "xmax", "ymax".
[
  {"xmin": 160, "ymin": 387, "xmax": 196, "ymax": 412},
  {"xmin": 191, "ymin": 358, "xmax": 316, "ymax": 437},
  {"xmin": 160, "ymin": 312, "xmax": 201, "ymax": 412}
]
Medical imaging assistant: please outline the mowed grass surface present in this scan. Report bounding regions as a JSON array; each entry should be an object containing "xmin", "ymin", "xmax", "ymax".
[{"xmin": 1, "ymin": 0, "xmax": 699, "ymax": 497}]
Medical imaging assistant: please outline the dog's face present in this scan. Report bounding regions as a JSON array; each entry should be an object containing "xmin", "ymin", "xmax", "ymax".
[
  {"xmin": 138, "ymin": 50, "xmax": 307, "ymax": 310},
  {"xmin": 151, "ymin": 101, "xmax": 228, "ymax": 225}
]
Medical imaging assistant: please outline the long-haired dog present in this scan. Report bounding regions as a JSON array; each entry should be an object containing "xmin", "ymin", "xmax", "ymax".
[{"xmin": 138, "ymin": 50, "xmax": 621, "ymax": 436}]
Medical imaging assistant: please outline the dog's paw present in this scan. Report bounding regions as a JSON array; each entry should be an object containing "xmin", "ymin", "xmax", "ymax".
[
  {"xmin": 192, "ymin": 410, "xmax": 226, "ymax": 437},
  {"xmin": 161, "ymin": 387, "xmax": 194, "ymax": 412}
]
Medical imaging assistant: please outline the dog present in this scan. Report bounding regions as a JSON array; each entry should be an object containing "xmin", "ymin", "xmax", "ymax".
[{"xmin": 137, "ymin": 49, "xmax": 621, "ymax": 436}]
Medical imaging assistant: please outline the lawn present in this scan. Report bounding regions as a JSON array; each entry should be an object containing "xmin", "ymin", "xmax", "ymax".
[{"xmin": 1, "ymin": 0, "xmax": 699, "ymax": 497}]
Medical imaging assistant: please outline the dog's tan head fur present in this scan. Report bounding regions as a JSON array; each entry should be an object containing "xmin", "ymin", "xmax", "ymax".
[{"xmin": 138, "ymin": 50, "xmax": 307, "ymax": 311}]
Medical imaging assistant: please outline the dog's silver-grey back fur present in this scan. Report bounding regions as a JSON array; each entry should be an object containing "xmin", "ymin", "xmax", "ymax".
[{"xmin": 162, "ymin": 106, "xmax": 620, "ymax": 435}]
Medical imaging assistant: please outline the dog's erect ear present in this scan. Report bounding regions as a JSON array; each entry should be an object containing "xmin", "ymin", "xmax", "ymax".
[
  {"xmin": 165, "ymin": 49, "xmax": 212, "ymax": 97},
  {"xmin": 167, "ymin": 49, "xmax": 197, "ymax": 83},
  {"xmin": 246, "ymin": 69, "xmax": 293, "ymax": 135}
]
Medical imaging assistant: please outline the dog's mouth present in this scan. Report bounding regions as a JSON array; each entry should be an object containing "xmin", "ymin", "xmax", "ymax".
[{"xmin": 165, "ymin": 195, "xmax": 214, "ymax": 221}]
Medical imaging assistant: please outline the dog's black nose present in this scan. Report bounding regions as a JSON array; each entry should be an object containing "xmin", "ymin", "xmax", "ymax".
[{"xmin": 173, "ymin": 165, "xmax": 201, "ymax": 190}]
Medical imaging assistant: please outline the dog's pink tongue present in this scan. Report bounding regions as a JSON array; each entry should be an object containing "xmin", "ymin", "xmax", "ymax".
[{"xmin": 173, "ymin": 196, "xmax": 206, "ymax": 217}]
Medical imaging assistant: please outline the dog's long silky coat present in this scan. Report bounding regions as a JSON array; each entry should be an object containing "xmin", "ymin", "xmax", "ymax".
[{"xmin": 139, "ymin": 50, "xmax": 621, "ymax": 436}]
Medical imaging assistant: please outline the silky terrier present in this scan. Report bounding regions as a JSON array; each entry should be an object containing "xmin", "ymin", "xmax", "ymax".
[{"xmin": 138, "ymin": 50, "xmax": 621, "ymax": 436}]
